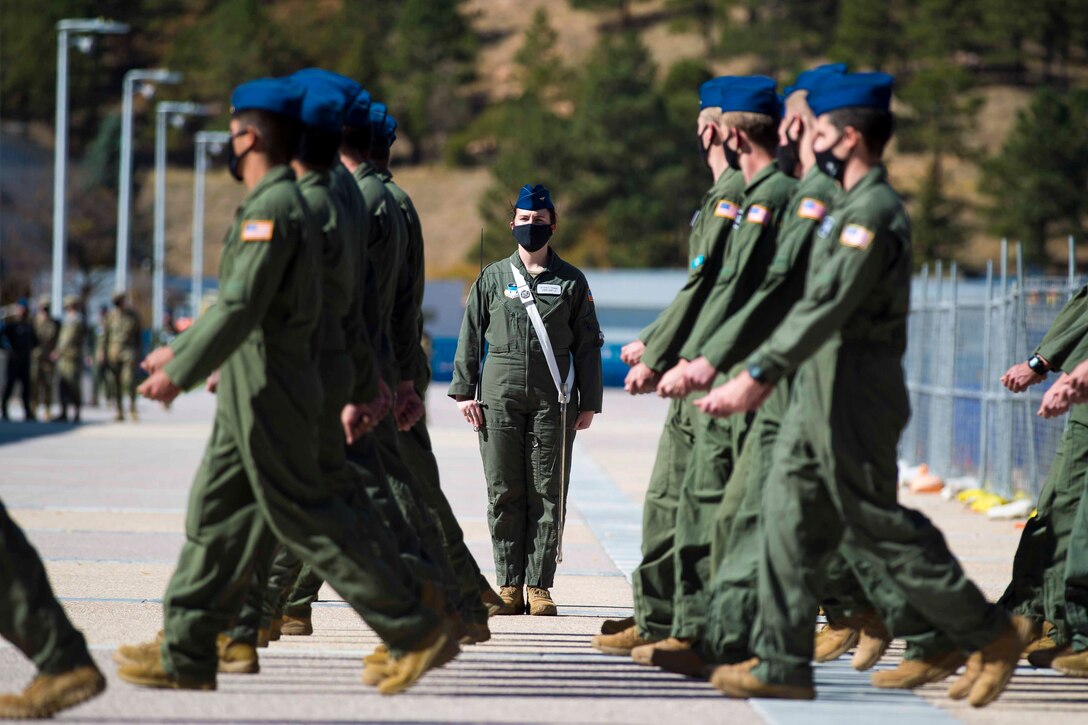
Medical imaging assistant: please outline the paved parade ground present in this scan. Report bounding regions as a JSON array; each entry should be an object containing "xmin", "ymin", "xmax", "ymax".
[{"xmin": 1, "ymin": 386, "xmax": 1086, "ymax": 723}]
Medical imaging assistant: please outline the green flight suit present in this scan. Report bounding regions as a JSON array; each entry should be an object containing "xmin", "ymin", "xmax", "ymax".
[
  {"xmin": 747, "ymin": 165, "xmax": 1007, "ymax": 688},
  {"xmin": 999, "ymin": 287, "xmax": 1088, "ymax": 646},
  {"xmin": 632, "ymin": 168, "xmax": 746, "ymax": 639},
  {"xmin": 0, "ymin": 498, "xmax": 93, "ymax": 675},
  {"xmin": 157, "ymin": 166, "xmax": 438, "ymax": 682},
  {"xmin": 55, "ymin": 315, "xmax": 86, "ymax": 419},
  {"xmin": 449, "ymin": 249, "xmax": 603, "ymax": 588},
  {"xmin": 383, "ymin": 168, "xmax": 488, "ymax": 623},
  {"xmin": 669, "ymin": 162, "xmax": 797, "ymax": 642},
  {"xmin": 1063, "ymin": 433, "xmax": 1088, "ymax": 654},
  {"xmin": 102, "ymin": 306, "xmax": 141, "ymax": 416},
  {"xmin": 30, "ymin": 312, "xmax": 59, "ymax": 413}
]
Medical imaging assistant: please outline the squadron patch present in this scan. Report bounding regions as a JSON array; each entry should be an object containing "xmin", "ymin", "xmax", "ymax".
[
  {"xmin": 746, "ymin": 204, "xmax": 769, "ymax": 225},
  {"xmin": 798, "ymin": 197, "xmax": 827, "ymax": 221},
  {"xmin": 504, "ymin": 284, "xmax": 519, "ymax": 299},
  {"xmin": 840, "ymin": 224, "xmax": 874, "ymax": 250},
  {"xmin": 241, "ymin": 220, "xmax": 274, "ymax": 242},
  {"xmin": 691, "ymin": 254, "xmax": 706, "ymax": 270},
  {"xmin": 816, "ymin": 215, "xmax": 836, "ymax": 239},
  {"xmin": 714, "ymin": 199, "xmax": 739, "ymax": 220}
]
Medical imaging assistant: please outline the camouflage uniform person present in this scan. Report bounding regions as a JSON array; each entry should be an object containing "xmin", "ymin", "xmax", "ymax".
[
  {"xmin": 101, "ymin": 292, "xmax": 142, "ymax": 422},
  {"xmin": 30, "ymin": 296, "xmax": 59, "ymax": 419},
  {"xmin": 53, "ymin": 296, "xmax": 86, "ymax": 423}
]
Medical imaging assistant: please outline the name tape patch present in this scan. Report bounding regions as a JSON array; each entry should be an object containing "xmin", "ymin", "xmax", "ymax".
[
  {"xmin": 537, "ymin": 283, "xmax": 562, "ymax": 295},
  {"xmin": 714, "ymin": 199, "xmax": 739, "ymax": 220},
  {"xmin": 798, "ymin": 197, "xmax": 827, "ymax": 221},
  {"xmin": 840, "ymin": 224, "xmax": 874, "ymax": 250},
  {"xmin": 241, "ymin": 220, "xmax": 274, "ymax": 242}
]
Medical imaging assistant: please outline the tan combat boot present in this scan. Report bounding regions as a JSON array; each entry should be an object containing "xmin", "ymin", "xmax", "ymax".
[
  {"xmin": 0, "ymin": 665, "xmax": 106, "ymax": 719},
  {"xmin": 963, "ymin": 615, "xmax": 1035, "ymax": 708},
  {"xmin": 117, "ymin": 655, "xmax": 216, "ymax": 690},
  {"xmin": 112, "ymin": 631, "xmax": 164, "ymax": 667},
  {"xmin": 651, "ymin": 646, "xmax": 710, "ymax": 677},
  {"xmin": 1023, "ymin": 633, "xmax": 1057, "ymax": 657},
  {"xmin": 813, "ymin": 619, "xmax": 860, "ymax": 663},
  {"xmin": 1028, "ymin": 643, "xmax": 1071, "ymax": 669},
  {"xmin": 268, "ymin": 617, "xmax": 283, "ymax": 641},
  {"xmin": 631, "ymin": 637, "xmax": 691, "ymax": 665},
  {"xmin": 871, "ymin": 650, "xmax": 966, "ymax": 689},
  {"xmin": 601, "ymin": 616, "xmax": 636, "ymax": 635},
  {"xmin": 375, "ymin": 624, "xmax": 460, "ymax": 695},
  {"xmin": 591, "ymin": 625, "xmax": 658, "ymax": 656},
  {"xmin": 496, "ymin": 585, "xmax": 524, "ymax": 615},
  {"xmin": 851, "ymin": 612, "xmax": 892, "ymax": 671},
  {"xmin": 481, "ymin": 586, "xmax": 506, "ymax": 618},
  {"xmin": 281, "ymin": 615, "xmax": 312, "ymax": 636},
  {"xmin": 710, "ymin": 661, "xmax": 815, "ymax": 700},
  {"xmin": 216, "ymin": 634, "xmax": 259, "ymax": 674},
  {"xmin": 527, "ymin": 587, "xmax": 557, "ymax": 616},
  {"xmin": 1051, "ymin": 648, "xmax": 1088, "ymax": 677}
]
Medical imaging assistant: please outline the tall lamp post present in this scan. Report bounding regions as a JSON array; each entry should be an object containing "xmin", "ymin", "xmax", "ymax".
[
  {"xmin": 190, "ymin": 131, "xmax": 230, "ymax": 318},
  {"xmin": 115, "ymin": 68, "xmax": 182, "ymax": 293},
  {"xmin": 152, "ymin": 101, "xmax": 206, "ymax": 338},
  {"xmin": 52, "ymin": 18, "xmax": 129, "ymax": 313}
]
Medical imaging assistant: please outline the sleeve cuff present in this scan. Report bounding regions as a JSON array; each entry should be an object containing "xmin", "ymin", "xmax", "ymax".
[
  {"xmin": 448, "ymin": 381, "xmax": 476, "ymax": 399},
  {"xmin": 746, "ymin": 352, "xmax": 787, "ymax": 386}
]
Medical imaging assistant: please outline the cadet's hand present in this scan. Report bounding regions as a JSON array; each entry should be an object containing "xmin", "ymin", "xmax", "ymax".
[
  {"xmin": 138, "ymin": 370, "xmax": 181, "ymax": 404},
  {"xmin": 457, "ymin": 398, "xmax": 485, "ymax": 430},
  {"xmin": 657, "ymin": 360, "xmax": 692, "ymax": 399},
  {"xmin": 1066, "ymin": 359, "xmax": 1088, "ymax": 402},
  {"xmin": 624, "ymin": 363, "xmax": 660, "ymax": 395},
  {"xmin": 1001, "ymin": 361, "xmax": 1044, "ymax": 393},
  {"xmin": 1038, "ymin": 374, "xmax": 1074, "ymax": 419},
  {"xmin": 205, "ymin": 370, "xmax": 220, "ymax": 394},
  {"xmin": 574, "ymin": 411, "xmax": 595, "ymax": 430},
  {"xmin": 341, "ymin": 402, "xmax": 375, "ymax": 444},
  {"xmin": 683, "ymin": 356, "xmax": 719, "ymax": 392},
  {"xmin": 394, "ymin": 382, "xmax": 425, "ymax": 432},
  {"xmin": 621, "ymin": 340, "xmax": 645, "ymax": 367},
  {"xmin": 141, "ymin": 346, "xmax": 174, "ymax": 374},
  {"xmin": 694, "ymin": 372, "xmax": 773, "ymax": 418}
]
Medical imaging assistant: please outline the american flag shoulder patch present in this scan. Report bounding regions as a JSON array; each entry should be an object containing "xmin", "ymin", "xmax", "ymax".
[
  {"xmin": 241, "ymin": 219, "xmax": 274, "ymax": 242},
  {"xmin": 714, "ymin": 199, "xmax": 739, "ymax": 220},
  {"xmin": 797, "ymin": 197, "xmax": 827, "ymax": 221},
  {"xmin": 746, "ymin": 204, "xmax": 769, "ymax": 224},
  {"xmin": 840, "ymin": 223, "xmax": 874, "ymax": 250}
]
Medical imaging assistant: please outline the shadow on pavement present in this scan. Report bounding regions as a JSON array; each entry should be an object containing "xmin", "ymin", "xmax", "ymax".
[{"xmin": 0, "ymin": 418, "xmax": 100, "ymax": 447}]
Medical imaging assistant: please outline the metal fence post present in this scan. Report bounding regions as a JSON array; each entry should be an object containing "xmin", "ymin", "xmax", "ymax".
[{"xmin": 979, "ymin": 259, "xmax": 994, "ymax": 487}]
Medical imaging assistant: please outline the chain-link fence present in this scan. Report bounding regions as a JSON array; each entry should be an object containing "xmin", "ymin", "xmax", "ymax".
[{"xmin": 901, "ymin": 239, "xmax": 1083, "ymax": 500}]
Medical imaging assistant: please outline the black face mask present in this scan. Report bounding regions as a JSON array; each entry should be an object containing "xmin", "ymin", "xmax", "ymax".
[
  {"xmin": 227, "ymin": 131, "xmax": 252, "ymax": 182},
  {"xmin": 776, "ymin": 140, "xmax": 800, "ymax": 176},
  {"xmin": 512, "ymin": 223, "xmax": 552, "ymax": 252},
  {"xmin": 722, "ymin": 131, "xmax": 741, "ymax": 171},
  {"xmin": 814, "ymin": 133, "xmax": 847, "ymax": 183},
  {"xmin": 696, "ymin": 129, "xmax": 713, "ymax": 171}
]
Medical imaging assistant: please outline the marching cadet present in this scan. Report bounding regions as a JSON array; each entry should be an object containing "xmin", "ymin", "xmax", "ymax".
[
  {"xmin": 114, "ymin": 77, "xmax": 455, "ymax": 695},
  {"xmin": 646, "ymin": 75, "xmax": 795, "ymax": 663},
  {"xmin": 700, "ymin": 71, "xmax": 1030, "ymax": 707},
  {"xmin": 592, "ymin": 77, "xmax": 747, "ymax": 655},
  {"xmin": 101, "ymin": 292, "xmax": 142, "ymax": 422},
  {"xmin": 30, "ymin": 295, "xmax": 59, "ymax": 420},
  {"xmin": 52, "ymin": 295, "xmax": 86, "ymax": 423},
  {"xmin": 449, "ymin": 183, "xmax": 603, "ymax": 616},
  {"xmin": 1, "ymin": 300, "xmax": 37, "ymax": 421}
]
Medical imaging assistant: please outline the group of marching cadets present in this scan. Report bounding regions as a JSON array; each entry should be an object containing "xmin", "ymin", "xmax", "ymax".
[{"xmin": 592, "ymin": 65, "xmax": 1066, "ymax": 706}]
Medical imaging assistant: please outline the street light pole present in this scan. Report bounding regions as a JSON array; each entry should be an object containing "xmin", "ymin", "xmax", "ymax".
[
  {"xmin": 191, "ymin": 131, "xmax": 230, "ymax": 318},
  {"xmin": 152, "ymin": 101, "xmax": 206, "ymax": 337},
  {"xmin": 115, "ymin": 68, "xmax": 182, "ymax": 293},
  {"xmin": 51, "ymin": 18, "xmax": 128, "ymax": 313}
]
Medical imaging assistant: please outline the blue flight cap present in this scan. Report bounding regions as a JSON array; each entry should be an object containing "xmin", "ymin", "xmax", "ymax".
[
  {"xmin": 807, "ymin": 71, "xmax": 894, "ymax": 117},
  {"xmin": 784, "ymin": 63, "xmax": 848, "ymax": 98},
  {"xmin": 294, "ymin": 82, "xmax": 349, "ymax": 133},
  {"xmin": 698, "ymin": 76, "xmax": 734, "ymax": 109},
  {"xmin": 516, "ymin": 183, "xmax": 554, "ymax": 211},
  {"xmin": 369, "ymin": 102, "xmax": 397, "ymax": 145},
  {"xmin": 290, "ymin": 68, "xmax": 361, "ymax": 104},
  {"xmin": 719, "ymin": 76, "xmax": 780, "ymax": 118},
  {"xmin": 230, "ymin": 77, "xmax": 304, "ymax": 117},
  {"xmin": 344, "ymin": 89, "xmax": 373, "ymax": 128}
]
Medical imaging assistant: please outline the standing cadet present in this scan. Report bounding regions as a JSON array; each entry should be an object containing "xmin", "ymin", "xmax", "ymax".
[
  {"xmin": 1, "ymin": 301, "xmax": 37, "ymax": 421},
  {"xmin": 0, "ymin": 499, "xmax": 105, "ymax": 718},
  {"xmin": 52, "ymin": 296, "xmax": 86, "ymax": 423},
  {"xmin": 114, "ymin": 77, "xmax": 455, "ymax": 695},
  {"xmin": 702, "ymin": 72, "xmax": 1029, "ymax": 707},
  {"xmin": 647, "ymin": 76, "xmax": 795, "ymax": 662},
  {"xmin": 450, "ymin": 183, "xmax": 603, "ymax": 615},
  {"xmin": 30, "ymin": 296, "xmax": 59, "ymax": 420},
  {"xmin": 593, "ymin": 78, "xmax": 747, "ymax": 655},
  {"xmin": 89, "ymin": 305, "xmax": 109, "ymax": 407},
  {"xmin": 101, "ymin": 292, "xmax": 142, "ymax": 422}
]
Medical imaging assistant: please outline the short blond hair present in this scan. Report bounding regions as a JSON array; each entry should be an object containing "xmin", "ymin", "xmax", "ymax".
[{"xmin": 720, "ymin": 110, "xmax": 779, "ymax": 151}]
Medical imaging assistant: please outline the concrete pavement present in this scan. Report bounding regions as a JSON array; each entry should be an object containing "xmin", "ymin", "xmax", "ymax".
[{"xmin": 0, "ymin": 386, "xmax": 1086, "ymax": 722}]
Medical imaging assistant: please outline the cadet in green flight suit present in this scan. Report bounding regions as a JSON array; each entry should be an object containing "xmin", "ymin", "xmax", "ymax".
[
  {"xmin": 114, "ymin": 78, "xmax": 453, "ymax": 695},
  {"xmin": 593, "ymin": 78, "xmax": 747, "ymax": 655},
  {"xmin": 101, "ymin": 292, "xmax": 142, "ymax": 422},
  {"xmin": 651, "ymin": 76, "xmax": 797, "ymax": 656},
  {"xmin": 30, "ymin": 296, "xmax": 59, "ymax": 420},
  {"xmin": 53, "ymin": 296, "xmax": 86, "ymax": 423},
  {"xmin": 704, "ymin": 72, "xmax": 1029, "ymax": 707},
  {"xmin": 450, "ymin": 184, "xmax": 603, "ymax": 616}
]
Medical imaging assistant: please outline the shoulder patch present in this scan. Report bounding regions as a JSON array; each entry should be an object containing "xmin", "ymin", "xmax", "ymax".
[
  {"xmin": 840, "ymin": 224, "xmax": 874, "ymax": 250},
  {"xmin": 691, "ymin": 254, "xmax": 706, "ymax": 270},
  {"xmin": 714, "ymin": 199, "xmax": 739, "ymax": 220},
  {"xmin": 241, "ymin": 220, "xmax": 274, "ymax": 242},
  {"xmin": 797, "ymin": 197, "xmax": 827, "ymax": 221},
  {"xmin": 587, "ymin": 289, "xmax": 594, "ymax": 303},
  {"xmin": 746, "ymin": 204, "xmax": 769, "ymax": 225},
  {"xmin": 816, "ymin": 215, "xmax": 837, "ymax": 239}
]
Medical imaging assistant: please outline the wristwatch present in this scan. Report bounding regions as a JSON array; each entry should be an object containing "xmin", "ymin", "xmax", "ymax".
[
  {"xmin": 747, "ymin": 362, "xmax": 769, "ymax": 384},
  {"xmin": 1027, "ymin": 355, "xmax": 1049, "ymax": 377}
]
